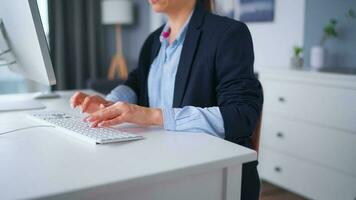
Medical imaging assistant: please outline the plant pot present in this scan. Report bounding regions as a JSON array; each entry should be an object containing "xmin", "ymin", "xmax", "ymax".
[
  {"xmin": 310, "ymin": 46, "xmax": 326, "ymax": 70},
  {"xmin": 290, "ymin": 56, "xmax": 304, "ymax": 69}
]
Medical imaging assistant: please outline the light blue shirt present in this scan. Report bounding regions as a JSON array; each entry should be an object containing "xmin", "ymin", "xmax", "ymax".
[{"xmin": 107, "ymin": 16, "xmax": 225, "ymax": 138}]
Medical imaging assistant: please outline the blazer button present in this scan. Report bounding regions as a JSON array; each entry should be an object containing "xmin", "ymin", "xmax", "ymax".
[
  {"xmin": 276, "ymin": 132, "xmax": 284, "ymax": 138},
  {"xmin": 274, "ymin": 166, "xmax": 282, "ymax": 173},
  {"xmin": 278, "ymin": 96, "xmax": 286, "ymax": 103}
]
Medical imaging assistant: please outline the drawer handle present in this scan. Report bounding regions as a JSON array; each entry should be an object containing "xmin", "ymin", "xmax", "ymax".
[
  {"xmin": 278, "ymin": 97, "xmax": 286, "ymax": 103},
  {"xmin": 276, "ymin": 132, "xmax": 284, "ymax": 138},
  {"xmin": 274, "ymin": 166, "xmax": 282, "ymax": 173}
]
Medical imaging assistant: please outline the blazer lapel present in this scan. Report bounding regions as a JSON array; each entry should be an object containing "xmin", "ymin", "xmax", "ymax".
[
  {"xmin": 173, "ymin": 29, "xmax": 201, "ymax": 107},
  {"xmin": 173, "ymin": 4, "xmax": 207, "ymax": 107}
]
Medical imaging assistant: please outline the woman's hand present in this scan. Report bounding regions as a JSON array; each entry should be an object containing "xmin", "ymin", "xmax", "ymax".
[
  {"xmin": 70, "ymin": 92, "xmax": 113, "ymax": 114},
  {"xmin": 86, "ymin": 102, "xmax": 163, "ymax": 128}
]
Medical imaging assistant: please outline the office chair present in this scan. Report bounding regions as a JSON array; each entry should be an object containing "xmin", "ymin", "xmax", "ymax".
[
  {"xmin": 87, "ymin": 79, "xmax": 124, "ymax": 95},
  {"xmin": 251, "ymin": 72, "xmax": 263, "ymax": 153},
  {"xmin": 251, "ymin": 114, "xmax": 262, "ymax": 153}
]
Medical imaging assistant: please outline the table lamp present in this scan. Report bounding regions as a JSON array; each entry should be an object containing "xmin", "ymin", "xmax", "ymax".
[{"xmin": 101, "ymin": 0, "xmax": 133, "ymax": 80}]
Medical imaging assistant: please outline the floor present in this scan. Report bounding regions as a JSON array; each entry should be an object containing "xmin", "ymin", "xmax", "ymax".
[{"xmin": 260, "ymin": 181, "xmax": 307, "ymax": 200}]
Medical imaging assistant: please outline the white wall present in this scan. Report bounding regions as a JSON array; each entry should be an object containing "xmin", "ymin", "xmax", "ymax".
[{"xmin": 240, "ymin": 0, "xmax": 306, "ymax": 69}]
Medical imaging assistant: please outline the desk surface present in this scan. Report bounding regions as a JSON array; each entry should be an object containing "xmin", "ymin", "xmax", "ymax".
[{"xmin": 0, "ymin": 91, "xmax": 256, "ymax": 199}]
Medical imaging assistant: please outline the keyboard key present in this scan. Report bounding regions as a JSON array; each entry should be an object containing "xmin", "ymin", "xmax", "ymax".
[{"xmin": 30, "ymin": 111, "xmax": 143, "ymax": 144}]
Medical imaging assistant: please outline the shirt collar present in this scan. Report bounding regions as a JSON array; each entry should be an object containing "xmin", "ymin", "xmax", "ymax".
[{"xmin": 159, "ymin": 12, "xmax": 193, "ymax": 44}]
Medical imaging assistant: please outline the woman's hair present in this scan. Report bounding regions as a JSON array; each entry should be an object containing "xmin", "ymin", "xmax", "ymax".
[{"xmin": 200, "ymin": 0, "xmax": 214, "ymax": 12}]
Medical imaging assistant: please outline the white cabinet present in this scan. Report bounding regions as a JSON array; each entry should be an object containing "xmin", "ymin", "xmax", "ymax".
[{"xmin": 257, "ymin": 69, "xmax": 356, "ymax": 200}]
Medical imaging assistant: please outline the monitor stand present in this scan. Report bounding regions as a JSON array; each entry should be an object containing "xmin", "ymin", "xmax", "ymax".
[
  {"xmin": 0, "ymin": 90, "xmax": 60, "ymax": 112},
  {"xmin": 34, "ymin": 91, "xmax": 60, "ymax": 99},
  {"xmin": 33, "ymin": 85, "xmax": 60, "ymax": 99},
  {"xmin": 0, "ymin": 67, "xmax": 59, "ymax": 112},
  {"xmin": 0, "ymin": 99, "xmax": 45, "ymax": 112},
  {"xmin": 0, "ymin": 64, "xmax": 44, "ymax": 112}
]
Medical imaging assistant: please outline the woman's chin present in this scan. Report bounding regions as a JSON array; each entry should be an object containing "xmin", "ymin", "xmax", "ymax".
[
  {"xmin": 152, "ymin": 9, "xmax": 165, "ymax": 13},
  {"xmin": 151, "ymin": 6, "xmax": 166, "ymax": 13}
]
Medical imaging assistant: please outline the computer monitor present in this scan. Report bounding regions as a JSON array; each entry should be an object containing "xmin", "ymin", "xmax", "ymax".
[{"xmin": 0, "ymin": 0, "xmax": 57, "ymax": 111}]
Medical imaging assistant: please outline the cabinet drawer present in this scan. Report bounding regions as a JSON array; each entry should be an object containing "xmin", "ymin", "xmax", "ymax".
[
  {"xmin": 259, "ymin": 148, "xmax": 356, "ymax": 200},
  {"xmin": 260, "ymin": 115, "xmax": 356, "ymax": 176},
  {"xmin": 262, "ymin": 80, "xmax": 356, "ymax": 133}
]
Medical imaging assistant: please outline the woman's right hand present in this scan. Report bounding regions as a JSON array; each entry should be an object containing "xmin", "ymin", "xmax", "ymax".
[{"xmin": 70, "ymin": 92, "xmax": 113, "ymax": 114}]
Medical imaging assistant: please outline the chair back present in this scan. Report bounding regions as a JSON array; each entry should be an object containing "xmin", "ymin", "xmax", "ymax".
[
  {"xmin": 251, "ymin": 72, "xmax": 263, "ymax": 153},
  {"xmin": 251, "ymin": 114, "xmax": 262, "ymax": 153}
]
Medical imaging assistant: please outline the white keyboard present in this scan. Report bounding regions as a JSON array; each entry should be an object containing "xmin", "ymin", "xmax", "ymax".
[{"xmin": 29, "ymin": 111, "xmax": 143, "ymax": 144}]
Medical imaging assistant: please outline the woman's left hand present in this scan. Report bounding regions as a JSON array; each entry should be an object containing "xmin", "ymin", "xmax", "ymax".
[{"xmin": 85, "ymin": 102, "xmax": 163, "ymax": 128}]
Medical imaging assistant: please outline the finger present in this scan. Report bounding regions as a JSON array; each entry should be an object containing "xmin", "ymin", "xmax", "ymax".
[
  {"xmin": 70, "ymin": 92, "xmax": 82, "ymax": 107},
  {"xmin": 82, "ymin": 115, "xmax": 90, "ymax": 122},
  {"xmin": 81, "ymin": 96, "xmax": 95, "ymax": 113},
  {"xmin": 98, "ymin": 116, "xmax": 124, "ymax": 127},
  {"xmin": 99, "ymin": 104, "xmax": 105, "ymax": 110},
  {"xmin": 88, "ymin": 106, "xmax": 121, "ymax": 122},
  {"xmin": 71, "ymin": 92, "xmax": 86, "ymax": 108},
  {"xmin": 90, "ymin": 120, "xmax": 100, "ymax": 128}
]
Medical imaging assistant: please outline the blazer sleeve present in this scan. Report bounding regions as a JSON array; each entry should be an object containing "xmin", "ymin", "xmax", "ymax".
[
  {"xmin": 124, "ymin": 67, "xmax": 140, "ymax": 95},
  {"xmin": 215, "ymin": 22, "xmax": 263, "ymax": 145}
]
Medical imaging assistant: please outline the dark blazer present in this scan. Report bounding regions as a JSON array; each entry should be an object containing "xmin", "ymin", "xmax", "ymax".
[{"xmin": 124, "ymin": 2, "xmax": 263, "ymax": 200}]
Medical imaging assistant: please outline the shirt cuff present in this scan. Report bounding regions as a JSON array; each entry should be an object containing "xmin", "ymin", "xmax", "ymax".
[
  {"xmin": 162, "ymin": 108, "xmax": 176, "ymax": 131},
  {"xmin": 106, "ymin": 85, "xmax": 137, "ymax": 104}
]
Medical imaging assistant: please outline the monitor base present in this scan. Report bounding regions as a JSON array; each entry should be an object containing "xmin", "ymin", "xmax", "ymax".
[
  {"xmin": 0, "ymin": 99, "xmax": 45, "ymax": 112},
  {"xmin": 33, "ymin": 91, "xmax": 61, "ymax": 100}
]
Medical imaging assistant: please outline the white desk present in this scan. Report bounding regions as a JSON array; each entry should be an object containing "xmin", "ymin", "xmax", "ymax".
[{"xmin": 0, "ymin": 91, "xmax": 257, "ymax": 200}]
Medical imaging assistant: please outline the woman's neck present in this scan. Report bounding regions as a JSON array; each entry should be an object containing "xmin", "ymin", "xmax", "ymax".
[{"xmin": 166, "ymin": 2, "xmax": 195, "ymax": 44}]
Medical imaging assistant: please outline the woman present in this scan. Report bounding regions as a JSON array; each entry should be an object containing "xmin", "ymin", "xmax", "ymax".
[{"xmin": 71, "ymin": 0, "xmax": 263, "ymax": 199}]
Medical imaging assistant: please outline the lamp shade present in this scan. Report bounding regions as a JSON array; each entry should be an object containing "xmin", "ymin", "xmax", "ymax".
[{"xmin": 101, "ymin": 0, "xmax": 134, "ymax": 25}]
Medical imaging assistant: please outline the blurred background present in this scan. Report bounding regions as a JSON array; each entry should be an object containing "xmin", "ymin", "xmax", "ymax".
[
  {"xmin": 0, "ymin": 1, "xmax": 355, "ymax": 199},
  {"xmin": 1, "ymin": 0, "xmax": 355, "ymax": 94}
]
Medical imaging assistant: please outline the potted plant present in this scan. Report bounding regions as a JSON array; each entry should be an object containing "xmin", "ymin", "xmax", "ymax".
[
  {"xmin": 290, "ymin": 46, "xmax": 303, "ymax": 69},
  {"xmin": 310, "ymin": 19, "xmax": 338, "ymax": 70}
]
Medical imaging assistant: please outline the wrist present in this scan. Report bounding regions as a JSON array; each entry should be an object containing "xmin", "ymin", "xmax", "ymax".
[{"xmin": 150, "ymin": 108, "xmax": 163, "ymax": 127}]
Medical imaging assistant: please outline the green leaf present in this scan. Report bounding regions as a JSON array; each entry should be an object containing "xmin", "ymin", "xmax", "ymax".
[
  {"xmin": 293, "ymin": 46, "xmax": 303, "ymax": 57},
  {"xmin": 323, "ymin": 19, "xmax": 338, "ymax": 38}
]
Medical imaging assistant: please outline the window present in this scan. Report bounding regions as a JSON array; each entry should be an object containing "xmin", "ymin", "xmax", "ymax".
[{"xmin": 0, "ymin": 0, "xmax": 49, "ymax": 94}]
